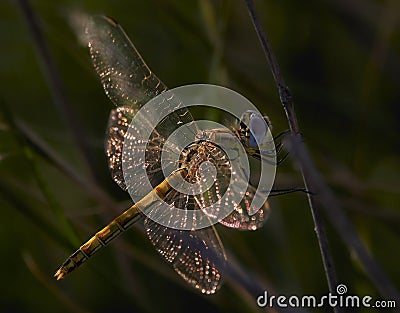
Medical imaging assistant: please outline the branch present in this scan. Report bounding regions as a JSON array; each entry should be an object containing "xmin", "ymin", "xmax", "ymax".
[
  {"xmin": 244, "ymin": 0, "xmax": 339, "ymax": 299},
  {"xmin": 244, "ymin": 0, "xmax": 400, "ymax": 305},
  {"xmin": 288, "ymin": 134, "xmax": 400, "ymax": 302}
]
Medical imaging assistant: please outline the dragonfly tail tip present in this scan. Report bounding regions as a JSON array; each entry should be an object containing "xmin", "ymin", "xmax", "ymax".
[{"xmin": 54, "ymin": 268, "xmax": 66, "ymax": 280}]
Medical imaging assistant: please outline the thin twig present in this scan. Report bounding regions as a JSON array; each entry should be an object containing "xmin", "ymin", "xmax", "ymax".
[
  {"xmin": 244, "ymin": 0, "xmax": 339, "ymax": 300},
  {"xmin": 16, "ymin": 0, "xmax": 98, "ymax": 182},
  {"xmin": 244, "ymin": 0, "xmax": 400, "ymax": 304},
  {"xmin": 288, "ymin": 134, "xmax": 400, "ymax": 302},
  {"xmin": 243, "ymin": 0, "xmax": 299, "ymax": 133}
]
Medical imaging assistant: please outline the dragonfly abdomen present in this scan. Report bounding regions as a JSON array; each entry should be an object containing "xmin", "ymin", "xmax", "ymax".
[
  {"xmin": 54, "ymin": 205, "xmax": 142, "ymax": 280},
  {"xmin": 54, "ymin": 168, "xmax": 187, "ymax": 280}
]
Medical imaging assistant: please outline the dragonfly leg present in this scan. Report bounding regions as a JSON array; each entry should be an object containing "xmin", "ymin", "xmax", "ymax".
[{"xmin": 268, "ymin": 187, "xmax": 313, "ymax": 197}]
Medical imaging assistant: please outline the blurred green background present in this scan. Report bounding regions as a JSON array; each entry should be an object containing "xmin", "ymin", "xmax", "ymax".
[{"xmin": 1, "ymin": 0, "xmax": 399, "ymax": 312}]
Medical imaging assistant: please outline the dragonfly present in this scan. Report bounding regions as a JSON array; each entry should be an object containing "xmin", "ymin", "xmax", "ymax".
[{"xmin": 54, "ymin": 15, "xmax": 275, "ymax": 294}]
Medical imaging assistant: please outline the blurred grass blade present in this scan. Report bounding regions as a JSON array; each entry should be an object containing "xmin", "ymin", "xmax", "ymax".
[
  {"xmin": 199, "ymin": 0, "xmax": 230, "ymax": 85},
  {"xmin": 22, "ymin": 252, "xmax": 91, "ymax": 313},
  {"xmin": 16, "ymin": 0, "xmax": 98, "ymax": 181},
  {"xmin": 1, "ymin": 100, "xmax": 81, "ymax": 247},
  {"xmin": 0, "ymin": 180, "xmax": 72, "ymax": 250},
  {"xmin": 14, "ymin": 119, "xmax": 118, "ymax": 214},
  {"xmin": 23, "ymin": 145, "xmax": 81, "ymax": 247}
]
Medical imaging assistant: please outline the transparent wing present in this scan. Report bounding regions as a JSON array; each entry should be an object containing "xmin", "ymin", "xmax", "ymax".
[
  {"xmin": 86, "ymin": 15, "xmax": 195, "ymax": 127},
  {"xmin": 188, "ymin": 141, "xmax": 270, "ymax": 231},
  {"xmin": 89, "ymin": 16, "xmax": 196, "ymax": 192},
  {"xmin": 106, "ymin": 105, "xmax": 172, "ymax": 192},
  {"xmin": 86, "ymin": 15, "xmax": 167, "ymax": 108},
  {"xmin": 106, "ymin": 106, "xmax": 137, "ymax": 190},
  {"xmin": 219, "ymin": 184, "xmax": 270, "ymax": 231},
  {"xmin": 198, "ymin": 173, "xmax": 270, "ymax": 231},
  {"xmin": 144, "ymin": 217, "xmax": 226, "ymax": 294}
]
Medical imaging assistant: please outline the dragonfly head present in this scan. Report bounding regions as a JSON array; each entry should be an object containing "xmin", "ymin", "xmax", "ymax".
[{"xmin": 237, "ymin": 110, "xmax": 272, "ymax": 149}]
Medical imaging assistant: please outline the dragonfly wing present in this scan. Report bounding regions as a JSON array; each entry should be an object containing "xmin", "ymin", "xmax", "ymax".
[
  {"xmin": 86, "ymin": 15, "xmax": 166, "ymax": 108},
  {"xmin": 144, "ymin": 217, "xmax": 226, "ymax": 294},
  {"xmin": 188, "ymin": 142, "xmax": 269, "ymax": 230},
  {"xmin": 106, "ymin": 105, "xmax": 136, "ymax": 191},
  {"xmin": 197, "ymin": 182, "xmax": 270, "ymax": 231},
  {"xmin": 89, "ymin": 16, "xmax": 197, "ymax": 193},
  {"xmin": 219, "ymin": 185, "xmax": 270, "ymax": 231},
  {"xmin": 106, "ymin": 105, "xmax": 169, "ymax": 193}
]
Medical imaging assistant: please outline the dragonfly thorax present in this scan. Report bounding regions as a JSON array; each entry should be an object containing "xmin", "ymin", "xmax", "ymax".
[{"xmin": 179, "ymin": 141, "xmax": 230, "ymax": 185}]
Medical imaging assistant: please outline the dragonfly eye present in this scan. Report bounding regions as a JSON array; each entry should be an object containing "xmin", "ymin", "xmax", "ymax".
[
  {"xmin": 249, "ymin": 114, "xmax": 268, "ymax": 147},
  {"xmin": 239, "ymin": 110, "xmax": 270, "ymax": 148}
]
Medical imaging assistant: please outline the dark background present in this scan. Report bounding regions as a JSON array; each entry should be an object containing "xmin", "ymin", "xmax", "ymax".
[{"xmin": 1, "ymin": 0, "xmax": 399, "ymax": 312}]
